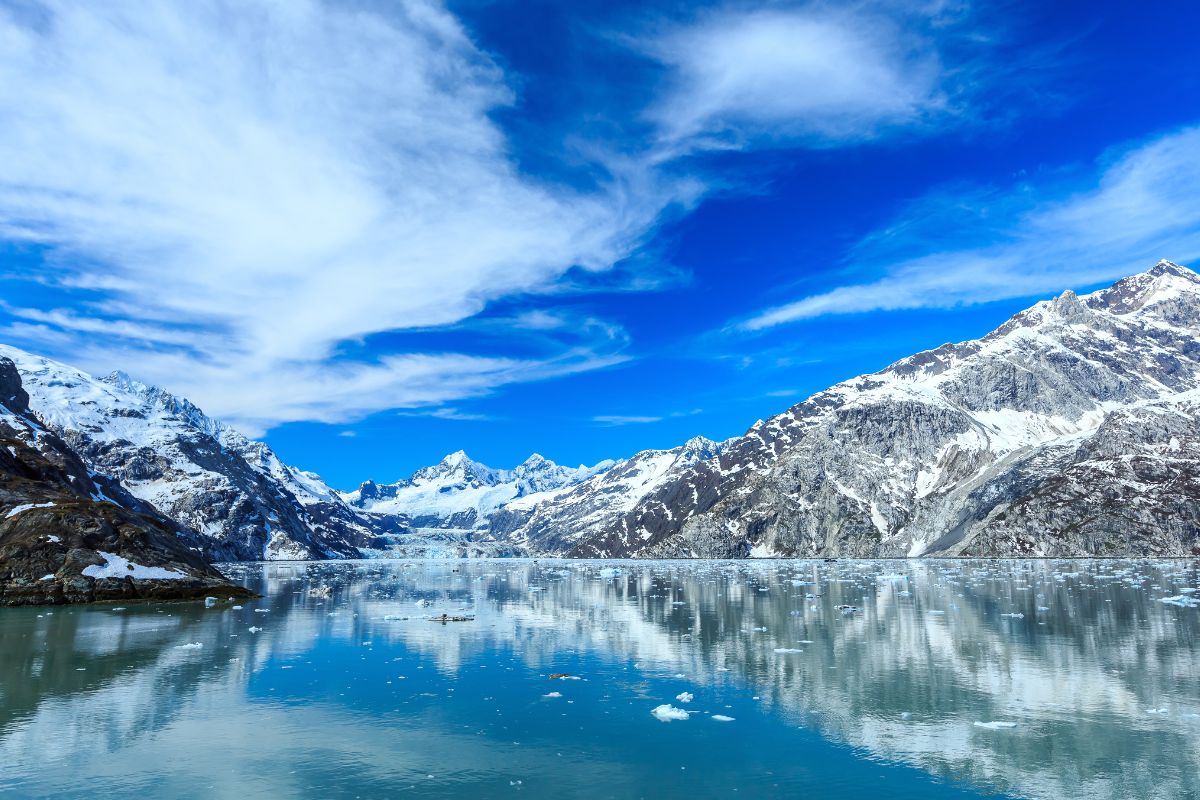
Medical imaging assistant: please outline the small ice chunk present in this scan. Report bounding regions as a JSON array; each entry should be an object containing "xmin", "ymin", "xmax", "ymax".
[
  {"xmin": 711, "ymin": 715, "xmax": 735, "ymax": 722},
  {"xmin": 176, "ymin": 642, "xmax": 203, "ymax": 650},
  {"xmin": 973, "ymin": 721, "xmax": 1017, "ymax": 729},
  {"xmin": 204, "ymin": 597, "xmax": 218, "ymax": 607},
  {"xmin": 773, "ymin": 648, "xmax": 803, "ymax": 654},
  {"xmin": 248, "ymin": 626, "xmax": 263, "ymax": 633},
  {"xmin": 544, "ymin": 692, "xmax": 562, "ymax": 698},
  {"xmin": 675, "ymin": 692, "xmax": 694, "ymax": 703},
  {"xmin": 651, "ymin": 704, "xmax": 690, "ymax": 722}
]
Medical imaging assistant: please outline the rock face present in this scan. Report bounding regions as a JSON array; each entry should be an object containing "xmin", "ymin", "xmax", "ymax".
[
  {"xmin": 0, "ymin": 358, "xmax": 252, "ymax": 605},
  {"xmin": 0, "ymin": 345, "xmax": 385, "ymax": 561},
  {"xmin": 496, "ymin": 261, "xmax": 1200, "ymax": 558}
]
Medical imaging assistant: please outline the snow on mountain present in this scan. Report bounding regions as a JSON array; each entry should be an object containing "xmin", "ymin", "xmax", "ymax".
[
  {"xmin": 0, "ymin": 344, "xmax": 382, "ymax": 560},
  {"xmin": 496, "ymin": 260, "xmax": 1200, "ymax": 558},
  {"xmin": 343, "ymin": 450, "xmax": 613, "ymax": 530}
]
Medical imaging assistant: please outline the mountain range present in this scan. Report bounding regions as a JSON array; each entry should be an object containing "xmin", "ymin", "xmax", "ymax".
[{"xmin": 1, "ymin": 260, "xmax": 1197, "ymax": 588}]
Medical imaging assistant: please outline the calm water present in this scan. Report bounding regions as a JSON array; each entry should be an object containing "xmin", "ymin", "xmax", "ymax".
[{"xmin": 2, "ymin": 559, "xmax": 1199, "ymax": 799}]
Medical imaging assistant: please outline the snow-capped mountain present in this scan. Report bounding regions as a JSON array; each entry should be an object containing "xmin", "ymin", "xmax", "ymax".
[
  {"xmin": 0, "ymin": 357, "xmax": 249, "ymax": 603},
  {"xmin": 0, "ymin": 344, "xmax": 384, "ymax": 561},
  {"xmin": 488, "ymin": 435, "xmax": 726, "ymax": 552},
  {"xmin": 500, "ymin": 260, "xmax": 1200, "ymax": 558},
  {"xmin": 343, "ymin": 450, "xmax": 613, "ymax": 530}
]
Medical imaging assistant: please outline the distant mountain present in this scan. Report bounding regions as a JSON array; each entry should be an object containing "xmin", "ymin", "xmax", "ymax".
[
  {"xmin": 0, "ymin": 357, "xmax": 251, "ymax": 604},
  {"xmin": 488, "ymin": 435, "xmax": 726, "ymax": 553},
  {"xmin": 504, "ymin": 260, "xmax": 1200, "ymax": 558},
  {"xmin": 0, "ymin": 345, "xmax": 385, "ymax": 561},
  {"xmin": 343, "ymin": 450, "xmax": 613, "ymax": 530}
]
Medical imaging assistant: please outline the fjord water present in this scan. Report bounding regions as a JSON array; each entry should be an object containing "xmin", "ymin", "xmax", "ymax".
[{"xmin": 2, "ymin": 560, "xmax": 1198, "ymax": 799}]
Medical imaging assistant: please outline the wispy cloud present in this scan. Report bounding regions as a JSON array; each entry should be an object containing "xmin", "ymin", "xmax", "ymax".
[
  {"xmin": 0, "ymin": 0, "xmax": 683, "ymax": 432},
  {"xmin": 399, "ymin": 407, "xmax": 495, "ymax": 422},
  {"xmin": 591, "ymin": 407, "xmax": 702, "ymax": 426},
  {"xmin": 739, "ymin": 125, "xmax": 1200, "ymax": 329},
  {"xmin": 592, "ymin": 415, "xmax": 663, "ymax": 426},
  {"xmin": 640, "ymin": 2, "xmax": 977, "ymax": 155}
]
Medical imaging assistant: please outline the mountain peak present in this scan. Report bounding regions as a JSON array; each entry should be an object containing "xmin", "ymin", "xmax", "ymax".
[
  {"xmin": 1149, "ymin": 259, "xmax": 1195, "ymax": 278},
  {"xmin": 1088, "ymin": 259, "xmax": 1200, "ymax": 315},
  {"xmin": 442, "ymin": 449, "xmax": 471, "ymax": 466}
]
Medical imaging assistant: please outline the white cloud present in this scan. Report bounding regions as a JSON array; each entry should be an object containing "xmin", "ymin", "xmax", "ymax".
[
  {"xmin": 592, "ymin": 415, "xmax": 663, "ymax": 426},
  {"xmin": 644, "ymin": 4, "xmax": 959, "ymax": 153},
  {"xmin": 740, "ymin": 125, "xmax": 1200, "ymax": 329},
  {"xmin": 0, "ymin": 0, "xmax": 682, "ymax": 431}
]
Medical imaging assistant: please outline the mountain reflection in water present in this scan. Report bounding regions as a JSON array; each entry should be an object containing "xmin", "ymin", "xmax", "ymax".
[{"xmin": 2, "ymin": 559, "xmax": 1198, "ymax": 799}]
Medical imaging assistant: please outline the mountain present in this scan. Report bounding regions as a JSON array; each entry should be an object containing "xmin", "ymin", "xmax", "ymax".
[
  {"xmin": 0, "ymin": 357, "xmax": 252, "ymax": 605},
  {"xmin": 0, "ymin": 345, "xmax": 386, "ymax": 561},
  {"xmin": 1, "ymin": 260, "xmax": 1196, "ymax": 563},
  {"xmin": 494, "ymin": 260, "xmax": 1200, "ymax": 558},
  {"xmin": 488, "ymin": 435, "xmax": 726, "ymax": 552},
  {"xmin": 343, "ymin": 450, "xmax": 613, "ymax": 530}
]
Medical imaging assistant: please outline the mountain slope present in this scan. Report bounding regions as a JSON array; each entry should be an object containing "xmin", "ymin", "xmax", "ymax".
[
  {"xmin": 500, "ymin": 261, "xmax": 1200, "ymax": 558},
  {"xmin": 0, "ymin": 358, "xmax": 252, "ymax": 604},
  {"xmin": 0, "ymin": 345, "xmax": 384, "ymax": 561}
]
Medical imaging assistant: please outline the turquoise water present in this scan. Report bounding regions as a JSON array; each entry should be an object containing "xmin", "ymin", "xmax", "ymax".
[{"xmin": 2, "ymin": 559, "xmax": 1198, "ymax": 799}]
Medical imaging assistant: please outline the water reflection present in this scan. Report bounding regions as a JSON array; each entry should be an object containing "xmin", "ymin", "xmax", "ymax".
[{"xmin": 2, "ymin": 559, "xmax": 1198, "ymax": 799}]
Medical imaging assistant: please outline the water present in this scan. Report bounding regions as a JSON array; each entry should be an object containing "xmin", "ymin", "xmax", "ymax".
[{"xmin": 2, "ymin": 559, "xmax": 1199, "ymax": 799}]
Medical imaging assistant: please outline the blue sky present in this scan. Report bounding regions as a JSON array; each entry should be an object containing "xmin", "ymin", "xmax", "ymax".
[{"xmin": 1, "ymin": 0, "xmax": 1199, "ymax": 489}]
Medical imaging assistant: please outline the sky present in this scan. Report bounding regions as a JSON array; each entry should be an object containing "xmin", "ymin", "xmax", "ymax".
[{"xmin": 0, "ymin": 0, "xmax": 1198, "ymax": 489}]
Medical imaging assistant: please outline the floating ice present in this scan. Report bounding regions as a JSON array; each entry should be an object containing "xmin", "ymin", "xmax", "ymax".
[
  {"xmin": 248, "ymin": 626, "xmax": 263, "ymax": 633},
  {"xmin": 651, "ymin": 704, "xmax": 690, "ymax": 722},
  {"xmin": 544, "ymin": 692, "xmax": 562, "ymax": 698},
  {"xmin": 973, "ymin": 721, "xmax": 1017, "ymax": 729},
  {"xmin": 675, "ymin": 692, "xmax": 694, "ymax": 703},
  {"xmin": 176, "ymin": 642, "xmax": 203, "ymax": 650},
  {"xmin": 711, "ymin": 715, "xmax": 735, "ymax": 722}
]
